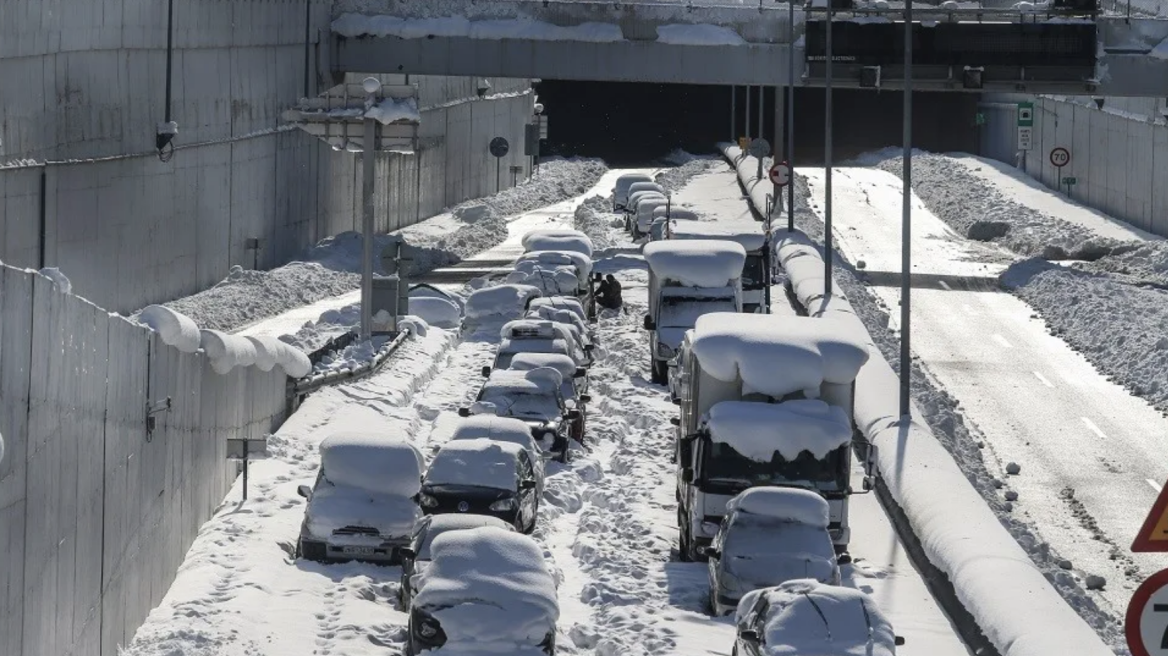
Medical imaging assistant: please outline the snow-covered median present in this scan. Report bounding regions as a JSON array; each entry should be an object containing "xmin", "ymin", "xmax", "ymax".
[{"xmin": 723, "ymin": 144, "xmax": 1118, "ymax": 656}]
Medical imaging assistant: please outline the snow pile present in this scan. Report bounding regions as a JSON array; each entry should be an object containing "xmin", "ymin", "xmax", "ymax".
[
  {"xmin": 573, "ymin": 195, "xmax": 619, "ymax": 250},
  {"xmin": 38, "ymin": 267, "xmax": 71, "ymax": 293},
  {"xmin": 643, "ymin": 240, "xmax": 746, "ymax": 287},
  {"xmin": 423, "ymin": 438, "xmax": 525, "ymax": 489},
  {"xmin": 199, "ymin": 329, "xmax": 257, "ymax": 374},
  {"xmin": 690, "ymin": 314, "xmax": 869, "ymax": 397},
  {"xmin": 521, "ymin": 229, "xmax": 593, "ymax": 258},
  {"xmin": 739, "ymin": 581, "xmax": 898, "ymax": 656},
  {"xmin": 726, "ymin": 486, "xmax": 831, "ymax": 528},
  {"xmin": 365, "ymin": 96, "xmax": 419, "ymax": 125},
  {"xmin": 656, "ymin": 23, "xmax": 746, "ymax": 46},
  {"xmin": 137, "ymin": 305, "xmax": 201, "ymax": 353},
  {"xmin": 310, "ymin": 334, "xmax": 395, "ymax": 376},
  {"xmin": 706, "ymin": 400, "xmax": 852, "ymax": 462},
  {"xmin": 654, "ymin": 156, "xmax": 722, "ymax": 194},
  {"xmin": 397, "ymin": 314, "xmax": 428, "ymax": 337},
  {"xmin": 332, "ymin": 14, "xmax": 623, "ymax": 43},
  {"xmin": 466, "ymin": 284, "xmax": 542, "ymax": 320},
  {"xmin": 320, "ymin": 432, "xmax": 424, "ymax": 496},
  {"xmin": 414, "ymin": 527, "xmax": 558, "ymax": 644},
  {"xmin": 164, "ymin": 263, "xmax": 358, "ymax": 333},
  {"xmin": 244, "ymin": 335, "xmax": 282, "ymax": 372},
  {"xmin": 409, "ymin": 295, "xmax": 463, "ymax": 329},
  {"xmin": 460, "ymin": 157, "xmax": 607, "ymax": 219}
]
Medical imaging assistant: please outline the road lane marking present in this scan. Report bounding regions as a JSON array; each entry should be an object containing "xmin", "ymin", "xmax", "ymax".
[
  {"xmin": 1081, "ymin": 417, "xmax": 1107, "ymax": 439},
  {"xmin": 1149, "ymin": 479, "xmax": 1163, "ymax": 493},
  {"xmin": 992, "ymin": 334, "xmax": 1013, "ymax": 348},
  {"xmin": 1032, "ymin": 371, "xmax": 1054, "ymax": 388},
  {"xmin": 938, "ymin": 280, "xmax": 952, "ymax": 291}
]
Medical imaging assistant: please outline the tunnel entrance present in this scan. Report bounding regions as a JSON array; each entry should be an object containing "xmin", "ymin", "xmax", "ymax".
[{"xmin": 536, "ymin": 80, "xmax": 981, "ymax": 165}]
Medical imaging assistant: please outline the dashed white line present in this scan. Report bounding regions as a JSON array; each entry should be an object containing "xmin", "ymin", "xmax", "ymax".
[
  {"xmin": 1032, "ymin": 371, "xmax": 1054, "ymax": 388},
  {"xmin": 991, "ymin": 334, "xmax": 1013, "ymax": 348},
  {"xmin": 1080, "ymin": 417, "xmax": 1107, "ymax": 439},
  {"xmin": 938, "ymin": 280, "xmax": 952, "ymax": 291},
  {"xmin": 1149, "ymin": 479, "xmax": 1163, "ymax": 493}
]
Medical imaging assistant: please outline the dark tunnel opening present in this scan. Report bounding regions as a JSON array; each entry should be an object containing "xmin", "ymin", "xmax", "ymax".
[{"xmin": 536, "ymin": 80, "xmax": 982, "ymax": 166}]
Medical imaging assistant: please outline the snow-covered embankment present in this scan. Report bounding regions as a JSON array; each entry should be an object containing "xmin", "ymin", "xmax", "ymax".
[{"xmin": 720, "ymin": 144, "xmax": 1115, "ymax": 656}]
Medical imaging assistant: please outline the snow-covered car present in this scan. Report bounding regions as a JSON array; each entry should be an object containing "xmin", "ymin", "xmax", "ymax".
[
  {"xmin": 408, "ymin": 283, "xmax": 465, "ymax": 329},
  {"xmin": 733, "ymin": 580, "xmax": 904, "ymax": 656},
  {"xmin": 527, "ymin": 296, "xmax": 589, "ymax": 326},
  {"xmin": 504, "ymin": 352, "xmax": 590, "ymax": 442},
  {"xmin": 408, "ymin": 526, "xmax": 559, "ymax": 655},
  {"xmin": 447, "ymin": 414, "xmax": 548, "ymax": 495},
  {"xmin": 633, "ymin": 197, "xmax": 671, "ymax": 238},
  {"xmin": 295, "ymin": 432, "xmax": 425, "ymax": 564},
  {"xmin": 702, "ymin": 487, "xmax": 840, "ymax": 616},
  {"xmin": 625, "ymin": 190, "xmax": 666, "ymax": 233},
  {"xmin": 398, "ymin": 513, "xmax": 514, "ymax": 609},
  {"xmin": 462, "ymin": 368, "xmax": 579, "ymax": 462},
  {"xmin": 613, "ymin": 172, "xmax": 654, "ymax": 212},
  {"xmin": 507, "ymin": 264, "xmax": 580, "ymax": 296},
  {"xmin": 465, "ymin": 283, "xmax": 543, "ymax": 321},
  {"xmin": 515, "ymin": 250, "xmax": 593, "ymax": 296},
  {"xmin": 526, "ymin": 304, "xmax": 593, "ymax": 348},
  {"xmin": 521, "ymin": 229, "xmax": 594, "ymax": 259},
  {"xmin": 625, "ymin": 181, "xmax": 665, "ymax": 211},
  {"xmin": 419, "ymin": 439, "xmax": 542, "ymax": 533},
  {"xmin": 494, "ymin": 319, "xmax": 591, "ymax": 369}
]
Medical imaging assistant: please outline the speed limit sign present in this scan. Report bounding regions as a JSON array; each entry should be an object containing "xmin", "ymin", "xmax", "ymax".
[
  {"xmin": 1050, "ymin": 147, "xmax": 1071, "ymax": 168},
  {"xmin": 1128, "ymin": 569, "xmax": 1168, "ymax": 656}
]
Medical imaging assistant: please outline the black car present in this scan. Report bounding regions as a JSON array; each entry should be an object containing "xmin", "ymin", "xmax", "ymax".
[
  {"xmin": 462, "ymin": 368, "xmax": 580, "ymax": 463},
  {"xmin": 397, "ymin": 513, "xmax": 514, "ymax": 609},
  {"xmin": 418, "ymin": 439, "xmax": 541, "ymax": 533}
]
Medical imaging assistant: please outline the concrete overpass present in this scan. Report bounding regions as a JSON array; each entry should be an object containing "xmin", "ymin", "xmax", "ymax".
[{"xmin": 328, "ymin": 0, "xmax": 1168, "ymax": 97}]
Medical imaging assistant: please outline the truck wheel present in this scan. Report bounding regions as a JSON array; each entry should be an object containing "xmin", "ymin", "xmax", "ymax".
[{"xmin": 678, "ymin": 525, "xmax": 692, "ymax": 562}]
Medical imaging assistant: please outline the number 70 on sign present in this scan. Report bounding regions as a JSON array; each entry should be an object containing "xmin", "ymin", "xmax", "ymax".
[{"xmin": 1128, "ymin": 570, "xmax": 1168, "ymax": 656}]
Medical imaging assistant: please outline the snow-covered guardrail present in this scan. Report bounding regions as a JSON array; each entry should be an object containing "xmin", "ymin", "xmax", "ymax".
[
  {"xmin": 720, "ymin": 144, "xmax": 1115, "ymax": 656},
  {"xmin": 291, "ymin": 329, "xmax": 414, "ymax": 399}
]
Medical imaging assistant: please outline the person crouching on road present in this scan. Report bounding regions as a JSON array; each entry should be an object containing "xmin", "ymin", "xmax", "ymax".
[{"xmin": 596, "ymin": 274, "xmax": 623, "ymax": 311}]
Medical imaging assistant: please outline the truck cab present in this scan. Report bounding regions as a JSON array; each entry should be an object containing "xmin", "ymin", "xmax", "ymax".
[
  {"xmin": 672, "ymin": 313, "xmax": 870, "ymax": 562},
  {"xmin": 642, "ymin": 240, "xmax": 747, "ymax": 385},
  {"xmin": 667, "ymin": 221, "xmax": 769, "ymax": 313}
]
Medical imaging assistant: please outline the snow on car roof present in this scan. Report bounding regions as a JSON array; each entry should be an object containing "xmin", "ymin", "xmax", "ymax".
[
  {"xmin": 526, "ymin": 306, "xmax": 588, "ymax": 335},
  {"xmin": 522, "ymin": 231, "xmax": 594, "ymax": 258},
  {"xmin": 652, "ymin": 207, "xmax": 699, "ymax": 221},
  {"xmin": 748, "ymin": 580, "xmax": 898, "ymax": 656},
  {"xmin": 516, "ymin": 250, "xmax": 593, "ymax": 279},
  {"xmin": 690, "ymin": 314, "xmax": 868, "ymax": 397},
  {"xmin": 408, "ymin": 295, "xmax": 462, "ymax": 329},
  {"xmin": 319, "ymin": 432, "xmax": 424, "ymax": 497},
  {"xmin": 466, "ymin": 284, "xmax": 542, "ymax": 320},
  {"xmin": 450, "ymin": 415, "xmax": 537, "ymax": 444},
  {"xmin": 643, "ymin": 239, "xmax": 747, "ymax": 288},
  {"xmin": 501, "ymin": 318, "xmax": 560, "ymax": 340},
  {"xmin": 498, "ymin": 336, "xmax": 570, "ymax": 358},
  {"xmin": 425, "ymin": 513, "xmax": 513, "ymax": 534},
  {"xmin": 424, "ymin": 438, "xmax": 525, "ymax": 489},
  {"xmin": 669, "ymin": 220, "xmax": 767, "ymax": 251},
  {"xmin": 414, "ymin": 526, "xmax": 559, "ymax": 644},
  {"xmin": 485, "ymin": 368, "xmax": 563, "ymax": 393},
  {"xmin": 706, "ymin": 400, "xmax": 852, "ymax": 463},
  {"xmin": 614, "ymin": 173, "xmax": 653, "ymax": 192},
  {"xmin": 725, "ymin": 486, "xmax": 831, "ymax": 528},
  {"xmin": 508, "ymin": 352, "xmax": 578, "ymax": 378},
  {"xmin": 527, "ymin": 296, "xmax": 585, "ymax": 320}
]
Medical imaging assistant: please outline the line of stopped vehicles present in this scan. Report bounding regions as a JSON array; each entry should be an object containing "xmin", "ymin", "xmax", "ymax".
[{"xmin": 287, "ymin": 175, "xmax": 907, "ymax": 655}]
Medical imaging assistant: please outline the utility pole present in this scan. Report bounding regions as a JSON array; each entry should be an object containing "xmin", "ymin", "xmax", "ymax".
[
  {"xmin": 824, "ymin": 4, "xmax": 834, "ymax": 296},
  {"xmin": 900, "ymin": 0, "xmax": 914, "ymax": 418},
  {"xmin": 787, "ymin": 0, "xmax": 796, "ymax": 233},
  {"xmin": 360, "ymin": 77, "xmax": 381, "ymax": 341}
]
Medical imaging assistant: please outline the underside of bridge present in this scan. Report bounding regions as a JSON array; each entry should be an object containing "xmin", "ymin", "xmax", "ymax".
[{"xmin": 537, "ymin": 81, "xmax": 980, "ymax": 165}]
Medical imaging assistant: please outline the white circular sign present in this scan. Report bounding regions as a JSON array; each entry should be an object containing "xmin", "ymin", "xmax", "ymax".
[
  {"xmin": 1128, "ymin": 570, "xmax": 1168, "ymax": 656},
  {"xmin": 769, "ymin": 162, "xmax": 791, "ymax": 187},
  {"xmin": 1050, "ymin": 147, "xmax": 1071, "ymax": 168}
]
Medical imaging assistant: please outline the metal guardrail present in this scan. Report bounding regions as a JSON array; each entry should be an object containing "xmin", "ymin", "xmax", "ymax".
[{"xmin": 286, "ymin": 329, "xmax": 414, "ymax": 412}]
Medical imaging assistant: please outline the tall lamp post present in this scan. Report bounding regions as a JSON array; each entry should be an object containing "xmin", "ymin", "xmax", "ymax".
[
  {"xmin": 360, "ymin": 76, "xmax": 381, "ymax": 341},
  {"xmin": 899, "ymin": 0, "xmax": 913, "ymax": 417},
  {"xmin": 823, "ymin": 1, "xmax": 834, "ymax": 297},
  {"xmin": 787, "ymin": 0, "xmax": 796, "ymax": 233}
]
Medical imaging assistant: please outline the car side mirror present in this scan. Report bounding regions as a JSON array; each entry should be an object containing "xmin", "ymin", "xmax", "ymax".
[
  {"xmin": 565, "ymin": 409, "xmax": 581, "ymax": 421},
  {"xmin": 520, "ymin": 479, "xmax": 537, "ymax": 490},
  {"xmin": 669, "ymin": 417, "xmax": 680, "ymax": 426},
  {"xmin": 579, "ymin": 394, "xmax": 592, "ymax": 403},
  {"xmin": 297, "ymin": 485, "xmax": 312, "ymax": 499},
  {"xmin": 399, "ymin": 547, "xmax": 416, "ymax": 559},
  {"xmin": 681, "ymin": 468, "xmax": 694, "ymax": 483},
  {"xmin": 574, "ymin": 367, "xmax": 587, "ymax": 378},
  {"xmin": 862, "ymin": 475, "xmax": 876, "ymax": 492},
  {"xmin": 481, "ymin": 365, "xmax": 491, "ymax": 377},
  {"xmin": 671, "ymin": 397, "xmax": 681, "ymax": 406},
  {"xmin": 740, "ymin": 629, "xmax": 760, "ymax": 643},
  {"xmin": 642, "ymin": 315, "xmax": 655, "ymax": 331},
  {"xmin": 583, "ymin": 344, "xmax": 595, "ymax": 352},
  {"xmin": 700, "ymin": 546, "xmax": 721, "ymax": 559},
  {"xmin": 895, "ymin": 636, "xmax": 906, "ymax": 646},
  {"xmin": 458, "ymin": 407, "xmax": 471, "ymax": 417}
]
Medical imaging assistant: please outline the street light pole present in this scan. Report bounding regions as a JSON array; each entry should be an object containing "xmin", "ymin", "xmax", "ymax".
[
  {"xmin": 787, "ymin": 0, "xmax": 795, "ymax": 233},
  {"xmin": 360, "ymin": 77, "xmax": 380, "ymax": 341},
  {"xmin": 824, "ymin": 3, "xmax": 833, "ymax": 297},
  {"xmin": 900, "ymin": 0, "xmax": 913, "ymax": 417}
]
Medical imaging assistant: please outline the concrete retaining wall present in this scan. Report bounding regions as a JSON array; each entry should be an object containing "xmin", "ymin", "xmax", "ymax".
[
  {"xmin": 981, "ymin": 93, "xmax": 1168, "ymax": 237},
  {"xmin": 0, "ymin": 0, "xmax": 534, "ymax": 314},
  {"xmin": 0, "ymin": 264, "xmax": 289, "ymax": 656}
]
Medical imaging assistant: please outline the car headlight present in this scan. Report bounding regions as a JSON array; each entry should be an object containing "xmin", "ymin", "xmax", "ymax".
[
  {"xmin": 657, "ymin": 342, "xmax": 676, "ymax": 359},
  {"xmin": 416, "ymin": 616, "xmax": 441, "ymax": 638},
  {"xmin": 489, "ymin": 497, "xmax": 517, "ymax": 511},
  {"xmin": 419, "ymin": 494, "xmax": 438, "ymax": 509}
]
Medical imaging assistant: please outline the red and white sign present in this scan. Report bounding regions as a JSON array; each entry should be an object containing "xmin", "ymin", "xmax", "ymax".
[
  {"xmin": 1126, "ymin": 569, "xmax": 1168, "ymax": 656},
  {"xmin": 1050, "ymin": 147, "xmax": 1071, "ymax": 168},
  {"xmin": 769, "ymin": 161, "xmax": 791, "ymax": 187}
]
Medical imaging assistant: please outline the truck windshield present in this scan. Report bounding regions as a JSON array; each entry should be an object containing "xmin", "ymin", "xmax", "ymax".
[
  {"xmin": 701, "ymin": 440, "xmax": 848, "ymax": 492},
  {"xmin": 742, "ymin": 254, "xmax": 765, "ymax": 289},
  {"xmin": 659, "ymin": 296, "xmax": 738, "ymax": 328}
]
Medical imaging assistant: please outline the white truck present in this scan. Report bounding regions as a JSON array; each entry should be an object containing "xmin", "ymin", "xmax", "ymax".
[
  {"xmin": 642, "ymin": 240, "xmax": 746, "ymax": 385},
  {"xmin": 671, "ymin": 313, "xmax": 870, "ymax": 562},
  {"xmin": 667, "ymin": 220, "xmax": 769, "ymax": 313}
]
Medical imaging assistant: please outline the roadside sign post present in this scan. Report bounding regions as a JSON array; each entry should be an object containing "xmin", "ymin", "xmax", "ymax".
[
  {"xmin": 489, "ymin": 136, "xmax": 509, "ymax": 192},
  {"xmin": 1050, "ymin": 147, "xmax": 1071, "ymax": 195},
  {"xmin": 227, "ymin": 436, "xmax": 269, "ymax": 501},
  {"xmin": 1126, "ymin": 569, "xmax": 1168, "ymax": 656}
]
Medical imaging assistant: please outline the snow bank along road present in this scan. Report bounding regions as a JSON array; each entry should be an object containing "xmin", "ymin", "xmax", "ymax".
[
  {"xmin": 121, "ymin": 166, "xmax": 972, "ymax": 656},
  {"xmin": 799, "ymin": 165, "xmax": 1168, "ymax": 618}
]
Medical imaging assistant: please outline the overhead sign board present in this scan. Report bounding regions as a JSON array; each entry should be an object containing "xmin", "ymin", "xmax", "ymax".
[
  {"xmin": 1133, "ymin": 480, "xmax": 1168, "ymax": 553},
  {"xmin": 1018, "ymin": 126, "xmax": 1033, "ymax": 151},
  {"xmin": 1017, "ymin": 102, "xmax": 1034, "ymax": 127},
  {"xmin": 1126, "ymin": 569, "xmax": 1168, "ymax": 656}
]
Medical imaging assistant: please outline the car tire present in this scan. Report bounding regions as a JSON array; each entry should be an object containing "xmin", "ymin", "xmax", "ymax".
[
  {"xmin": 524, "ymin": 514, "xmax": 536, "ymax": 535},
  {"xmin": 650, "ymin": 360, "xmax": 667, "ymax": 385},
  {"xmin": 707, "ymin": 588, "xmax": 718, "ymax": 616},
  {"xmin": 299, "ymin": 538, "xmax": 327, "ymax": 562},
  {"xmin": 678, "ymin": 524, "xmax": 692, "ymax": 563}
]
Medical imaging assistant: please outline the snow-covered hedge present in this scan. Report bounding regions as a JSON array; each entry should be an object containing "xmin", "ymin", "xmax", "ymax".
[{"xmin": 723, "ymin": 143, "xmax": 1115, "ymax": 656}]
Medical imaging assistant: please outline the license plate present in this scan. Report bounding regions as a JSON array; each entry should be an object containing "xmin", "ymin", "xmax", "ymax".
[{"xmin": 341, "ymin": 546, "xmax": 376, "ymax": 555}]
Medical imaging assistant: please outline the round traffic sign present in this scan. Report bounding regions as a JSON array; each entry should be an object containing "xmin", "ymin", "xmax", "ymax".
[
  {"xmin": 489, "ymin": 137, "xmax": 510, "ymax": 158},
  {"xmin": 748, "ymin": 138, "xmax": 771, "ymax": 159},
  {"xmin": 769, "ymin": 161, "xmax": 791, "ymax": 187},
  {"xmin": 1127, "ymin": 569, "xmax": 1168, "ymax": 656},
  {"xmin": 1050, "ymin": 147, "xmax": 1071, "ymax": 168}
]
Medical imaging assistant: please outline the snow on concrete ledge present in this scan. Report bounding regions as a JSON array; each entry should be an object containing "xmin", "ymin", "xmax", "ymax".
[
  {"xmin": 721, "ymin": 142, "xmax": 1115, "ymax": 656},
  {"xmin": 333, "ymin": 13, "xmax": 624, "ymax": 42},
  {"xmin": 656, "ymin": 23, "xmax": 746, "ymax": 46}
]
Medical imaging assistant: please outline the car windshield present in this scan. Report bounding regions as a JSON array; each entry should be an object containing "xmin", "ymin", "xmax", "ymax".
[
  {"xmin": 659, "ymin": 296, "xmax": 738, "ymax": 328},
  {"xmin": 702, "ymin": 441, "xmax": 848, "ymax": 492},
  {"xmin": 480, "ymin": 389, "xmax": 561, "ymax": 420},
  {"xmin": 742, "ymin": 253, "xmax": 765, "ymax": 289}
]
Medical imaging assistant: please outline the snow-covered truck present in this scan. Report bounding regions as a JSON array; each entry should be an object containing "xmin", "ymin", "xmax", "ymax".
[
  {"xmin": 672, "ymin": 313, "xmax": 869, "ymax": 561},
  {"xmin": 642, "ymin": 240, "xmax": 747, "ymax": 385},
  {"xmin": 667, "ymin": 220, "xmax": 769, "ymax": 313}
]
